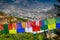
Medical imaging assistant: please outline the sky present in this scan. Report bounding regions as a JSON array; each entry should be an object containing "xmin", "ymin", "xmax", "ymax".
[{"xmin": 0, "ymin": 0, "xmax": 58, "ymax": 17}]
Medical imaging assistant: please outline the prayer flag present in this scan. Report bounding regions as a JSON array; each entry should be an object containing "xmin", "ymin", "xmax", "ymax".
[
  {"xmin": 22, "ymin": 22, "xmax": 26, "ymax": 28},
  {"xmin": 8, "ymin": 24, "xmax": 12, "ymax": 30},
  {"xmin": 9, "ymin": 23, "xmax": 17, "ymax": 34},
  {"xmin": 0, "ymin": 24, "xmax": 4, "ymax": 34},
  {"xmin": 31, "ymin": 21, "xmax": 40, "ymax": 32},
  {"xmin": 2, "ymin": 24, "xmax": 9, "ymax": 34},
  {"xmin": 25, "ymin": 22, "xmax": 33, "ymax": 32},
  {"xmin": 0, "ymin": 24, "xmax": 4, "ymax": 30},
  {"xmin": 47, "ymin": 18, "xmax": 56, "ymax": 24},
  {"xmin": 41, "ymin": 20, "xmax": 48, "ymax": 30},
  {"xmin": 12, "ymin": 23, "xmax": 17, "ymax": 29},
  {"xmin": 47, "ymin": 18, "xmax": 56, "ymax": 30},
  {"xmin": 56, "ymin": 17, "xmax": 60, "ymax": 23},
  {"xmin": 17, "ymin": 22, "xmax": 25, "ymax": 33},
  {"xmin": 56, "ymin": 23, "xmax": 60, "ymax": 28},
  {"xmin": 27, "ymin": 21, "xmax": 31, "ymax": 27},
  {"xmin": 9, "ymin": 30, "xmax": 17, "ymax": 34},
  {"xmin": 56, "ymin": 17, "xmax": 60, "ymax": 28}
]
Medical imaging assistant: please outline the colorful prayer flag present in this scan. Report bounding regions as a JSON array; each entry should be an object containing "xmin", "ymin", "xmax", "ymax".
[
  {"xmin": 22, "ymin": 22, "xmax": 26, "ymax": 28},
  {"xmin": 56, "ymin": 23, "xmax": 60, "ymax": 28},
  {"xmin": 48, "ymin": 23, "xmax": 56, "ymax": 30},
  {"xmin": 9, "ymin": 30, "xmax": 17, "ymax": 34},
  {"xmin": 12, "ymin": 23, "xmax": 17, "ymax": 29},
  {"xmin": 0, "ymin": 24, "xmax": 4, "ymax": 30},
  {"xmin": 47, "ymin": 18, "xmax": 56, "ymax": 30},
  {"xmin": 2, "ymin": 24, "xmax": 9, "ymax": 34},
  {"xmin": 9, "ymin": 23, "xmax": 17, "ymax": 34},
  {"xmin": 27, "ymin": 21, "xmax": 31, "ymax": 27},
  {"xmin": 56, "ymin": 17, "xmax": 60, "ymax": 29},
  {"xmin": 47, "ymin": 18, "xmax": 56, "ymax": 24},
  {"xmin": 8, "ymin": 24, "xmax": 12, "ymax": 30},
  {"xmin": 41, "ymin": 20, "xmax": 48, "ymax": 30},
  {"xmin": 17, "ymin": 22, "xmax": 25, "ymax": 33},
  {"xmin": 25, "ymin": 22, "xmax": 33, "ymax": 32},
  {"xmin": 31, "ymin": 21, "xmax": 40, "ymax": 32},
  {"xmin": 56, "ymin": 17, "xmax": 60, "ymax": 23}
]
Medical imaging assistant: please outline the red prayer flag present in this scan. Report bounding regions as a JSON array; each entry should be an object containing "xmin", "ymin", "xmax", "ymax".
[
  {"xmin": 12, "ymin": 23, "xmax": 17, "ymax": 29},
  {"xmin": 8, "ymin": 24, "xmax": 12, "ymax": 30},
  {"xmin": 0, "ymin": 24, "xmax": 4, "ymax": 30},
  {"xmin": 31, "ymin": 21, "xmax": 40, "ymax": 32}
]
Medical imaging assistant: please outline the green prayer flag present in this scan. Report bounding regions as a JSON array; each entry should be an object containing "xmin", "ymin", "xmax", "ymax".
[
  {"xmin": 41, "ymin": 19, "xmax": 48, "ymax": 30},
  {"xmin": 56, "ymin": 17, "xmax": 60, "ymax": 23},
  {"xmin": 41, "ymin": 25, "xmax": 48, "ymax": 30},
  {"xmin": 44, "ymin": 19, "xmax": 48, "ymax": 25},
  {"xmin": 2, "ymin": 24, "xmax": 9, "ymax": 34}
]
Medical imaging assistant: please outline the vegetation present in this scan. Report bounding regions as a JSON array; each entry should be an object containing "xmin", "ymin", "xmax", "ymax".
[{"xmin": 0, "ymin": 33, "xmax": 44, "ymax": 40}]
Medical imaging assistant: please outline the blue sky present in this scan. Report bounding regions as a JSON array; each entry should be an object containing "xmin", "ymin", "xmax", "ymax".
[{"xmin": 0, "ymin": 0, "xmax": 57, "ymax": 3}]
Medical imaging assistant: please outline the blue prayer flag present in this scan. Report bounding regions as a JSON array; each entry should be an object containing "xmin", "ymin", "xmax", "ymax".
[
  {"xmin": 56, "ymin": 23, "xmax": 60, "ymax": 29},
  {"xmin": 17, "ymin": 22, "xmax": 25, "ymax": 33}
]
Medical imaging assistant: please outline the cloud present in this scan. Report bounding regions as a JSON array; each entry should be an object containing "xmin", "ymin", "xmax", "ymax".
[
  {"xmin": 0, "ymin": 0, "xmax": 56, "ymax": 9},
  {"xmin": 0, "ymin": 0, "xmax": 57, "ymax": 19}
]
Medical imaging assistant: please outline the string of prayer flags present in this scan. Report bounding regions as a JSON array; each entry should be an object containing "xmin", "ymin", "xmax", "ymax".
[{"xmin": 0, "ymin": 17, "xmax": 60, "ymax": 34}]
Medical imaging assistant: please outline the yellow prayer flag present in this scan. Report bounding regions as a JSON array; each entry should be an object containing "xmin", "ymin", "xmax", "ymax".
[
  {"xmin": 9, "ymin": 30, "xmax": 17, "ymax": 34},
  {"xmin": 22, "ymin": 22, "xmax": 26, "ymax": 28},
  {"xmin": 48, "ymin": 23, "xmax": 56, "ymax": 30}
]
